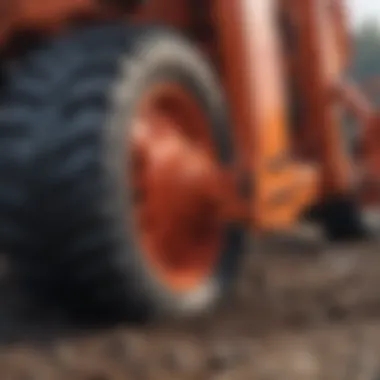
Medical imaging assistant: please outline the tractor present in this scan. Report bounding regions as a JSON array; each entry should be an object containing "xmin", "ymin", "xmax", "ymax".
[{"xmin": 0, "ymin": 0, "xmax": 378, "ymax": 321}]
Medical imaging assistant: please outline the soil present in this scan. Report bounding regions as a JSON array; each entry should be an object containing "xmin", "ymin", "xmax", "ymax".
[{"xmin": 1, "ymin": 224, "xmax": 380, "ymax": 380}]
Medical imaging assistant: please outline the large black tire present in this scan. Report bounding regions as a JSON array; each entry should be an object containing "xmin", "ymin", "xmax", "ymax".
[
  {"xmin": 0, "ymin": 67, "xmax": 37, "ymax": 261},
  {"xmin": 2, "ymin": 24, "xmax": 247, "ymax": 322}
]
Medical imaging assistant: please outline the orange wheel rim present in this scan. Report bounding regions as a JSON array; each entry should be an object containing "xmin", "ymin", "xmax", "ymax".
[{"xmin": 130, "ymin": 83, "xmax": 225, "ymax": 292}]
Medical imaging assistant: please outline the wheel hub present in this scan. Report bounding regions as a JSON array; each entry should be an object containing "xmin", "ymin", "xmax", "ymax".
[{"xmin": 130, "ymin": 84, "xmax": 225, "ymax": 291}]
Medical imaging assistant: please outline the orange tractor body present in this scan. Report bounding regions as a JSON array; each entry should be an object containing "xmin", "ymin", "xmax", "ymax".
[
  {"xmin": 0, "ymin": 0, "xmax": 379, "ymax": 319},
  {"xmin": 0, "ymin": 0, "xmax": 375, "ymax": 228}
]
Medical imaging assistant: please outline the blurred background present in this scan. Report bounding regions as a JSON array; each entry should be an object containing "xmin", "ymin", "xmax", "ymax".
[
  {"xmin": 350, "ymin": 0, "xmax": 380, "ymax": 28},
  {"xmin": 350, "ymin": 0, "xmax": 380, "ymax": 89}
]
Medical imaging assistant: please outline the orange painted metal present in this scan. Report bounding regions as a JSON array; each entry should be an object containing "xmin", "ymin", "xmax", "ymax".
[
  {"xmin": 334, "ymin": 81, "xmax": 380, "ymax": 205},
  {"xmin": 0, "ymin": 0, "xmax": 96, "ymax": 44},
  {"xmin": 330, "ymin": 0, "xmax": 351, "ymax": 70},
  {"xmin": 214, "ymin": 0, "xmax": 319, "ymax": 230},
  {"xmin": 280, "ymin": 0, "xmax": 353, "ymax": 198},
  {"xmin": 131, "ymin": 83, "xmax": 225, "ymax": 291},
  {"xmin": 0, "ymin": 0, "xmax": 192, "ymax": 47}
]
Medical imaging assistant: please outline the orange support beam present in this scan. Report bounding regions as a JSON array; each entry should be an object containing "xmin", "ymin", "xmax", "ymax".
[{"xmin": 214, "ymin": 0, "xmax": 319, "ymax": 231}]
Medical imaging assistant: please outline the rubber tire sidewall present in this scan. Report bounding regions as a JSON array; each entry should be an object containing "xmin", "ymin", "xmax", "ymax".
[{"xmin": 105, "ymin": 27, "xmax": 246, "ymax": 318}]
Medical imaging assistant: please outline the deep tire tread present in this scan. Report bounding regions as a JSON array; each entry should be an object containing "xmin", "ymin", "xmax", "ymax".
[{"xmin": 2, "ymin": 23, "xmax": 246, "ymax": 322}]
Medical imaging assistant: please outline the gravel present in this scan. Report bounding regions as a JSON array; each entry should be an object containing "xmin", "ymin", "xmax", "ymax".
[{"xmin": 1, "ymin": 225, "xmax": 380, "ymax": 379}]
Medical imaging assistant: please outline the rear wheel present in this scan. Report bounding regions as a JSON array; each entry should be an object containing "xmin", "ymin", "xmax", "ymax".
[{"xmin": 8, "ymin": 24, "xmax": 247, "ymax": 321}]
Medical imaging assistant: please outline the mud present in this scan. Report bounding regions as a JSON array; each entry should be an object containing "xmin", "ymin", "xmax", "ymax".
[{"xmin": 1, "ymin": 224, "xmax": 380, "ymax": 379}]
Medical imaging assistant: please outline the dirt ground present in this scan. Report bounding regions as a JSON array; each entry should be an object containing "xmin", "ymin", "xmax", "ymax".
[{"xmin": 1, "ymin": 224, "xmax": 380, "ymax": 380}]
